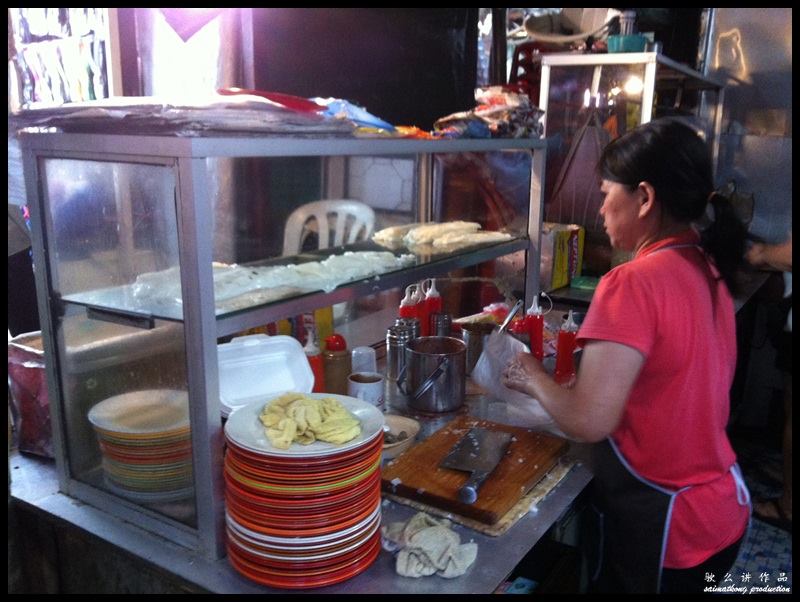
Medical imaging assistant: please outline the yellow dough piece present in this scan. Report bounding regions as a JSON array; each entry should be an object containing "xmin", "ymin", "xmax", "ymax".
[
  {"xmin": 267, "ymin": 417, "xmax": 298, "ymax": 450},
  {"xmin": 260, "ymin": 394, "xmax": 361, "ymax": 449}
]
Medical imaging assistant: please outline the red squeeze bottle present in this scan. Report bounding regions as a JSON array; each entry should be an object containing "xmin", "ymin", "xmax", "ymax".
[
  {"xmin": 554, "ymin": 310, "xmax": 579, "ymax": 386},
  {"xmin": 303, "ymin": 328, "xmax": 325, "ymax": 393},
  {"xmin": 399, "ymin": 284, "xmax": 420, "ymax": 320},
  {"xmin": 525, "ymin": 296, "xmax": 544, "ymax": 361},
  {"xmin": 423, "ymin": 278, "xmax": 442, "ymax": 336}
]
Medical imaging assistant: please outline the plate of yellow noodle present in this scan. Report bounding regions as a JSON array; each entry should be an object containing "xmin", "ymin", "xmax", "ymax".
[{"xmin": 224, "ymin": 393, "xmax": 384, "ymax": 457}]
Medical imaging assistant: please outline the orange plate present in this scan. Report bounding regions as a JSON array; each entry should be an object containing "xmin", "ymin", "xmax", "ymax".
[{"xmin": 226, "ymin": 532, "xmax": 380, "ymax": 589}]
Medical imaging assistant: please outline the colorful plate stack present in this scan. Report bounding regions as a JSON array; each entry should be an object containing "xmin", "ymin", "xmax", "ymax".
[
  {"xmin": 223, "ymin": 394, "xmax": 385, "ymax": 589},
  {"xmin": 87, "ymin": 389, "xmax": 193, "ymax": 503}
]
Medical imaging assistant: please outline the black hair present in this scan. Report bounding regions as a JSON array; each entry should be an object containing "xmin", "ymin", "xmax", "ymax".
[{"xmin": 597, "ymin": 118, "xmax": 746, "ymax": 294}]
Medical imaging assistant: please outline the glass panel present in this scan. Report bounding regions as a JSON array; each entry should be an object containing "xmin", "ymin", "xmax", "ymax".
[
  {"xmin": 202, "ymin": 152, "xmax": 531, "ymax": 324},
  {"xmin": 56, "ymin": 302, "xmax": 196, "ymax": 527},
  {"xmin": 334, "ymin": 151, "xmax": 531, "ymax": 348},
  {"xmin": 43, "ymin": 158, "xmax": 180, "ymax": 313},
  {"xmin": 544, "ymin": 63, "xmax": 648, "ymax": 200}
]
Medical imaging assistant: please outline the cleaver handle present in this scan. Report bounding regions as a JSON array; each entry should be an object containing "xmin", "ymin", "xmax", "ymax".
[{"xmin": 458, "ymin": 470, "xmax": 490, "ymax": 505}]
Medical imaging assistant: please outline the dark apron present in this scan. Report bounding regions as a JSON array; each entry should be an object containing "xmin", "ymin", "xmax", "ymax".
[
  {"xmin": 588, "ymin": 438, "xmax": 750, "ymax": 594},
  {"xmin": 586, "ymin": 243, "xmax": 751, "ymax": 593}
]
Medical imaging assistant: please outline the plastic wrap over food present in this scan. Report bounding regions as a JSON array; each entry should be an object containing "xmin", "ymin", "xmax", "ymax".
[{"xmin": 130, "ymin": 251, "xmax": 416, "ymax": 310}]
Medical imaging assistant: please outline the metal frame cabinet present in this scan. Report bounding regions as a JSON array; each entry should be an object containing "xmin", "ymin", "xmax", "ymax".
[
  {"xmin": 20, "ymin": 132, "xmax": 547, "ymax": 559},
  {"xmin": 532, "ymin": 51, "xmax": 724, "ymax": 170}
]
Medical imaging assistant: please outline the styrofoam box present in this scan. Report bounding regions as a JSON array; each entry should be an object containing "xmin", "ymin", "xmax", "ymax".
[{"xmin": 217, "ymin": 334, "xmax": 313, "ymax": 418}]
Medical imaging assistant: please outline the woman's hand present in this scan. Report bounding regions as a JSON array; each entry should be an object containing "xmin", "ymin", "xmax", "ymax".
[{"xmin": 501, "ymin": 352, "xmax": 548, "ymax": 397}]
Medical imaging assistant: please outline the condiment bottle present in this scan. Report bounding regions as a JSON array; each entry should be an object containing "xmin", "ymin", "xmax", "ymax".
[
  {"xmin": 554, "ymin": 310, "xmax": 579, "ymax": 386},
  {"xmin": 525, "ymin": 296, "xmax": 544, "ymax": 361},
  {"xmin": 303, "ymin": 328, "xmax": 325, "ymax": 393},
  {"xmin": 386, "ymin": 323, "xmax": 411, "ymax": 381},
  {"xmin": 398, "ymin": 284, "xmax": 420, "ymax": 321},
  {"xmin": 322, "ymin": 333, "xmax": 351, "ymax": 395},
  {"xmin": 423, "ymin": 278, "xmax": 443, "ymax": 336}
]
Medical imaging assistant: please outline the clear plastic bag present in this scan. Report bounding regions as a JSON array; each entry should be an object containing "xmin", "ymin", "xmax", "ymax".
[{"xmin": 471, "ymin": 331, "xmax": 566, "ymax": 437}]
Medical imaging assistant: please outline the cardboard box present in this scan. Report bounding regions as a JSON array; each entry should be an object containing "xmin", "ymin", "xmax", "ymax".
[{"xmin": 540, "ymin": 223, "xmax": 585, "ymax": 291}]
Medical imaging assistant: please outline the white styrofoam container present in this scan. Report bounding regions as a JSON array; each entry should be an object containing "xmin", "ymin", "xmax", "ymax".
[{"xmin": 217, "ymin": 334, "xmax": 313, "ymax": 418}]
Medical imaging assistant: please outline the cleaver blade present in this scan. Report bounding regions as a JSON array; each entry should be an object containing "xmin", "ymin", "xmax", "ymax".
[{"xmin": 440, "ymin": 427, "xmax": 513, "ymax": 504}]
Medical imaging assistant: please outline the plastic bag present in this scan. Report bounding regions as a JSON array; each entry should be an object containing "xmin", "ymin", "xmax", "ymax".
[
  {"xmin": 471, "ymin": 331, "xmax": 565, "ymax": 437},
  {"xmin": 8, "ymin": 331, "xmax": 53, "ymax": 458}
]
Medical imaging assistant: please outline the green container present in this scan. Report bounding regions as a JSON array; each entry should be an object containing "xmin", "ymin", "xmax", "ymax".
[{"xmin": 607, "ymin": 34, "xmax": 647, "ymax": 53}]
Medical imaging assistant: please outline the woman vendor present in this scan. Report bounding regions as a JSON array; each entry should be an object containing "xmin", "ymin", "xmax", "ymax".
[{"xmin": 502, "ymin": 119, "xmax": 751, "ymax": 593}]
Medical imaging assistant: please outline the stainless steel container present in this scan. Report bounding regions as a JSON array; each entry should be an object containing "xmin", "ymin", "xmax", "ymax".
[
  {"xmin": 385, "ymin": 324, "xmax": 411, "ymax": 381},
  {"xmin": 399, "ymin": 336, "xmax": 466, "ymax": 413},
  {"xmin": 394, "ymin": 317, "xmax": 420, "ymax": 341},
  {"xmin": 429, "ymin": 312, "xmax": 452, "ymax": 337},
  {"xmin": 461, "ymin": 322, "xmax": 496, "ymax": 374}
]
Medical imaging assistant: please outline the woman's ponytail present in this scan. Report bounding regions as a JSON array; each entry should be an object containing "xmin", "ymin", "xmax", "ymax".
[{"xmin": 701, "ymin": 192, "xmax": 747, "ymax": 295}]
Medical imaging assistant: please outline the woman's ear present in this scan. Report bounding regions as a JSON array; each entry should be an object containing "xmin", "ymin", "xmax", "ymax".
[{"xmin": 637, "ymin": 181, "xmax": 657, "ymax": 218}]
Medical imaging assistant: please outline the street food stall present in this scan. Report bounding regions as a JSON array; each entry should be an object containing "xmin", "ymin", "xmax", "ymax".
[{"xmin": 10, "ymin": 103, "xmax": 597, "ymax": 592}]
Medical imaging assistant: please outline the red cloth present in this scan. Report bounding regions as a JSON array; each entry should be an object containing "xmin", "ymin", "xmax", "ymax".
[{"xmin": 578, "ymin": 230, "xmax": 749, "ymax": 569}]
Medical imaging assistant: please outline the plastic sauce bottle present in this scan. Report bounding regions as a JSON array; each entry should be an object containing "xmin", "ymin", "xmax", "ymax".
[
  {"xmin": 554, "ymin": 310, "xmax": 579, "ymax": 386},
  {"xmin": 423, "ymin": 278, "xmax": 443, "ymax": 337},
  {"xmin": 525, "ymin": 296, "xmax": 544, "ymax": 361},
  {"xmin": 398, "ymin": 284, "xmax": 420, "ymax": 322},
  {"xmin": 303, "ymin": 328, "xmax": 326, "ymax": 393},
  {"xmin": 322, "ymin": 333, "xmax": 351, "ymax": 395}
]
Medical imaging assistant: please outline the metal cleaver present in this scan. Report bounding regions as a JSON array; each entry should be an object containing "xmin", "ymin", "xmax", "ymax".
[{"xmin": 440, "ymin": 427, "xmax": 513, "ymax": 504}]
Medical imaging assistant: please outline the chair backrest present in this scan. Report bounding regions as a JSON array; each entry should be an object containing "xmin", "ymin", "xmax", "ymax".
[{"xmin": 282, "ymin": 199, "xmax": 375, "ymax": 255}]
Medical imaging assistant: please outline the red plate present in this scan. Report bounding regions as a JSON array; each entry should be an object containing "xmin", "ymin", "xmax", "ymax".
[
  {"xmin": 228, "ymin": 497, "xmax": 380, "ymax": 539},
  {"xmin": 224, "ymin": 457, "xmax": 380, "ymax": 498},
  {"xmin": 223, "ymin": 469, "xmax": 380, "ymax": 510},
  {"xmin": 225, "ymin": 430, "xmax": 382, "ymax": 469},
  {"xmin": 229, "ymin": 524, "xmax": 378, "ymax": 572},
  {"xmin": 225, "ymin": 445, "xmax": 382, "ymax": 484},
  {"xmin": 226, "ymin": 532, "xmax": 380, "ymax": 589},
  {"xmin": 225, "ymin": 486, "xmax": 379, "ymax": 532},
  {"xmin": 225, "ymin": 510, "xmax": 380, "ymax": 557},
  {"xmin": 226, "ymin": 437, "xmax": 382, "ymax": 473}
]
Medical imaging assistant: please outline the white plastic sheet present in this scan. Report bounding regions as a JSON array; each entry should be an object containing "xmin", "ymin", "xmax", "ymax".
[{"xmin": 471, "ymin": 331, "xmax": 566, "ymax": 437}]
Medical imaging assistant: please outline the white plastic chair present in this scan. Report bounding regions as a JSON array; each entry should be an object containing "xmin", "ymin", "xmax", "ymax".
[{"xmin": 282, "ymin": 199, "xmax": 375, "ymax": 255}]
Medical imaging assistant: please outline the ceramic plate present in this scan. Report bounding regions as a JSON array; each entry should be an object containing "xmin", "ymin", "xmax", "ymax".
[
  {"xmin": 88, "ymin": 389, "xmax": 189, "ymax": 434},
  {"xmin": 103, "ymin": 477, "xmax": 194, "ymax": 503},
  {"xmin": 224, "ymin": 393, "xmax": 384, "ymax": 457}
]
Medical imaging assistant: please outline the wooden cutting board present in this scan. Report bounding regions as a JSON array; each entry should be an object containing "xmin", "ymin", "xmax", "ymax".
[{"xmin": 381, "ymin": 415, "xmax": 568, "ymax": 525}]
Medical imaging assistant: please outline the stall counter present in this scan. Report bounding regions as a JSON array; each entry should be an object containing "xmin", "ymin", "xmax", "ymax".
[{"xmin": 9, "ymin": 393, "xmax": 591, "ymax": 594}]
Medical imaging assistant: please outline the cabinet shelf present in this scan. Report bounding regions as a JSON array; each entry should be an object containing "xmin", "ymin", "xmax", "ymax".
[{"xmin": 60, "ymin": 237, "xmax": 529, "ymax": 337}]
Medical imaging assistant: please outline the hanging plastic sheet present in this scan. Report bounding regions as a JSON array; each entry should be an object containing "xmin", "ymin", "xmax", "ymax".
[{"xmin": 545, "ymin": 109, "xmax": 610, "ymax": 232}]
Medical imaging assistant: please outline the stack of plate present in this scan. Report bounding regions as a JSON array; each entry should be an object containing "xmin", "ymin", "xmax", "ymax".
[
  {"xmin": 223, "ymin": 394, "xmax": 384, "ymax": 589},
  {"xmin": 87, "ymin": 389, "xmax": 193, "ymax": 503}
]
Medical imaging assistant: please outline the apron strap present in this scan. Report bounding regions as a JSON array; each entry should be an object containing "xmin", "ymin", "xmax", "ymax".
[{"xmin": 730, "ymin": 463, "xmax": 752, "ymax": 508}]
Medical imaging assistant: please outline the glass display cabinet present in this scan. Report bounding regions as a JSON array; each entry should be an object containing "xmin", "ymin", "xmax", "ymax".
[{"xmin": 19, "ymin": 129, "xmax": 547, "ymax": 559}]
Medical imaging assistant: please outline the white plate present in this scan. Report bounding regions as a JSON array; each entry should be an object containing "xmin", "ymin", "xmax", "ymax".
[
  {"xmin": 227, "ymin": 518, "xmax": 380, "ymax": 562},
  {"xmin": 88, "ymin": 389, "xmax": 189, "ymax": 434},
  {"xmin": 225, "ymin": 503, "xmax": 381, "ymax": 545},
  {"xmin": 103, "ymin": 477, "xmax": 194, "ymax": 504},
  {"xmin": 224, "ymin": 393, "xmax": 384, "ymax": 458}
]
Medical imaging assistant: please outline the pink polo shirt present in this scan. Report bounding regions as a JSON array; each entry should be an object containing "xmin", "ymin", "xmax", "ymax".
[{"xmin": 578, "ymin": 231, "xmax": 749, "ymax": 568}]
